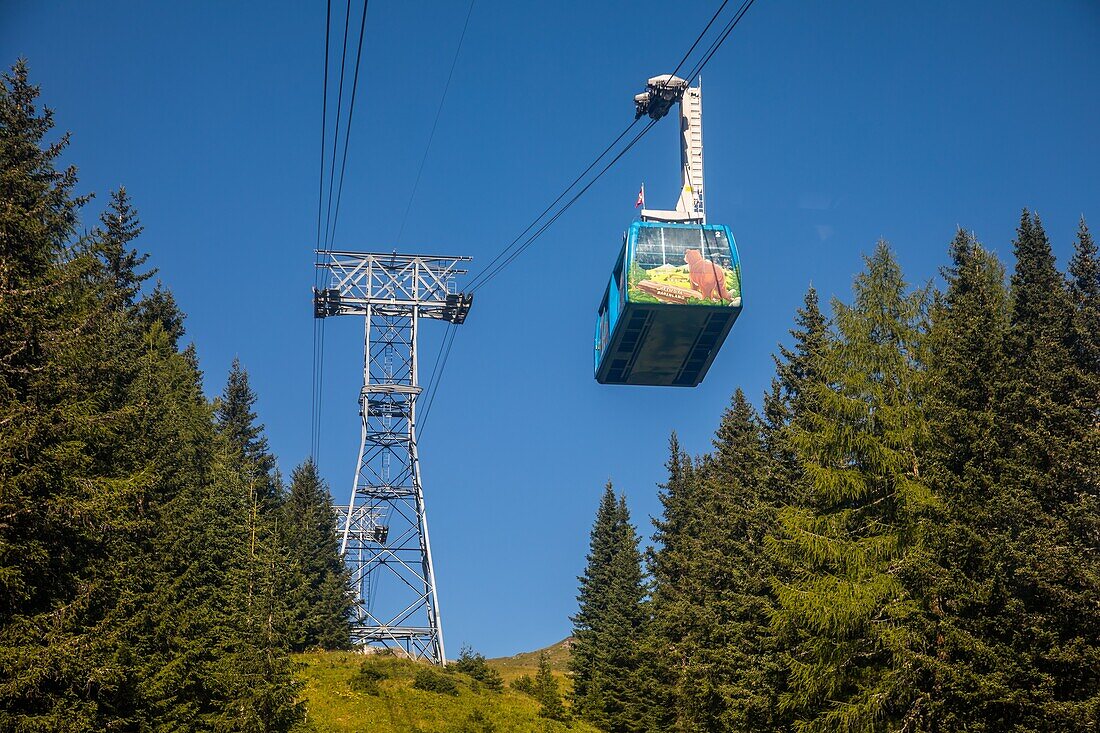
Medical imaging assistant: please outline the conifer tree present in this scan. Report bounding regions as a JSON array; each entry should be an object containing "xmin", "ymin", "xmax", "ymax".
[
  {"xmin": 1, "ymin": 61, "xmax": 303, "ymax": 729},
  {"xmin": 991, "ymin": 211, "xmax": 1100, "ymax": 729},
  {"xmin": 764, "ymin": 286, "xmax": 828, "ymax": 438},
  {"xmin": 217, "ymin": 451, "xmax": 305, "ymax": 732},
  {"xmin": 217, "ymin": 358, "xmax": 281, "ymax": 509},
  {"xmin": 919, "ymin": 228, "xmax": 1019, "ymax": 729},
  {"xmin": 94, "ymin": 186, "xmax": 154, "ymax": 313},
  {"xmin": 771, "ymin": 242, "xmax": 933, "ymax": 732},
  {"xmin": 703, "ymin": 390, "xmax": 783, "ymax": 732},
  {"xmin": 1067, "ymin": 221, "xmax": 1100, "ymax": 514},
  {"xmin": 1068, "ymin": 217, "xmax": 1100, "ymax": 377},
  {"xmin": 137, "ymin": 433, "xmax": 301, "ymax": 731},
  {"xmin": 570, "ymin": 483, "xmax": 646, "ymax": 732},
  {"xmin": 1001, "ymin": 212, "xmax": 1082, "ymax": 510},
  {"xmin": 0, "ymin": 58, "xmax": 86, "ymax": 633},
  {"xmin": 454, "ymin": 645, "xmax": 505, "ymax": 691},
  {"xmin": 649, "ymin": 433, "xmax": 697, "ymax": 578},
  {"xmin": 762, "ymin": 286, "xmax": 828, "ymax": 527},
  {"xmin": 643, "ymin": 433, "xmax": 701, "ymax": 731},
  {"xmin": 0, "ymin": 58, "xmax": 151, "ymax": 728},
  {"xmin": 140, "ymin": 280, "xmax": 186, "ymax": 349},
  {"xmin": 536, "ymin": 650, "xmax": 568, "ymax": 721},
  {"xmin": 282, "ymin": 459, "xmax": 353, "ymax": 651},
  {"xmin": 644, "ymin": 394, "xmax": 781, "ymax": 732},
  {"xmin": 571, "ymin": 485, "xmax": 619, "ymax": 718}
]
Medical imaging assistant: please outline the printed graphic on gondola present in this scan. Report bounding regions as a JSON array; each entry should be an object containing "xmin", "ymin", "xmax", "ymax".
[{"xmin": 627, "ymin": 226, "xmax": 742, "ymax": 306}]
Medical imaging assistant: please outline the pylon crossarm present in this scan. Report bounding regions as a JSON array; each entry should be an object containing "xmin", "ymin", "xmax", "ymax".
[{"xmin": 316, "ymin": 251, "xmax": 469, "ymax": 310}]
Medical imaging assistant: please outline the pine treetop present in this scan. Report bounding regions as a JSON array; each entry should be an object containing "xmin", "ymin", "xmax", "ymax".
[
  {"xmin": 1068, "ymin": 217, "xmax": 1100, "ymax": 375},
  {"xmin": 712, "ymin": 388, "xmax": 768, "ymax": 489},
  {"xmin": 927, "ymin": 229, "xmax": 1009, "ymax": 484},
  {"xmin": 773, "ymin": 286, "xmax": 828, "ymax": 409},
  {"xmin": 1008, "ymin": 211, "xmax": 1075, "ymax": 364},
  {"xmin": 215, "ymin": 358, "xmax": 279, "ymax": 503},
  {"xmin": 94, "ymin": 187, "xmax": 154, "ymax": 312},
  {"xmin": 1001, "ymin": 210, "xmax": 1083, "ymax": 507}
]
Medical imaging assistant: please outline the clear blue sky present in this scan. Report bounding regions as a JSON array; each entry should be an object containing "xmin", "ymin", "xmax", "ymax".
[{"xmin": 4, "ymin": 0, "xmax": 1099, "ymax": 657}]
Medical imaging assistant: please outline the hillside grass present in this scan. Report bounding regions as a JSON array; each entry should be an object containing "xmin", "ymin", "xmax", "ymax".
[
  {"xmin": 487, "ymin": 638, "xmax": 574, "ymax": 689},
  {"xmin": 294, "ymin": 647, "xmax": 595, "ymax": 733}
]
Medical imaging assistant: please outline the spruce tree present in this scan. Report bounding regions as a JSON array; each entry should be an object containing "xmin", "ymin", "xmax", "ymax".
[
  {"xmin": 282, "ymin": 459, "xmax": 353, "ymax": 651},
  {"xmin": 704, "ymin": 389, "xmax": 784, "ymax": 732},
  {"xmin": 919, "ymin": 228, "xmax": 1019, "ymax": 729},
  {"xmin": 643, "ymin": 433, "xmax": 701, "ymax": 731},
  {"xmin": 119, "ymin": 318, "xmax": 304, "ymax": 731},
  {"xmin": 571, "ymin": 485, "xmax": 619, "ymax": 719},
  {"xmin": 991, "ymin": 211, "xmax": 1100, "ymax": 729},
  {"xmin": 536, "ymin": 650, "xmax": 568, "ymax": 721},
  {"xmin": 453, "ymin": 645, "xmax": 505, "ymax": 691},
  {"xmin": 94, "ymin": 186, "xmax": 154, "ymax": 313},
  {"xmin": 570, "ymin": 483, "xmax": 646, "ymax": 732},
  {"xmin": 0, "ymin": 58, "xmax": 85, "ymax": 633},
  {"xmin": 1066, "ymin": 215, "xmax": 1100, "ymax": 599},
  {"xmin": 764, "ymin": 286, "xmax": 828, "ymax": 440},
  {"xmin": 644, "ymin": 393, "xmax": 781, "ymax": 732},
  {"xmin": 770, "ymin": 242, "xmax": 933, "ymax": 732},
  {"xmin": 0, "ymin": 59, "xmax": 306, "ymax": 730},
  {"xmin": 0, "ymin": 58, "xmax": 151, "ymax": 729},
  {"xmin": 649, "ymin": 433, "xmax": 697, "ymax": 580},
  {"xmin": 1000, "ymin": 211, "xmax": 1082, "ymax": 510},
  {"xmin": 216, "ymin": 357, "xmax": 281, "ymax": 509},
  {"xmin": 1068, "ymin": 218, "xmax": 1099, "ymax": 375},
  {"xmin": 762, "ymin": 286, "xmax": 828, "ymax": 541},
  {"xmin": 217, "ymin": 449, "xmax": 304, "ymax": 732},
  {"xmin": 140, "ymin": 280, "xmax": 186, "ymax": 350}
]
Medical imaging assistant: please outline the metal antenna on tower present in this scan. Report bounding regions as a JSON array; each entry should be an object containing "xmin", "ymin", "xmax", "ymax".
[{"xmin": 314, "ymin": 250, "xmax": 473, "ymax": 665}]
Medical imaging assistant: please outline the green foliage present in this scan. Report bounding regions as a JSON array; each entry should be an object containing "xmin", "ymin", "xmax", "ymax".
[
  {"xmin": 770, "ymin": 242, "xmax": 932, "ymax": 732},
  {"xmin": 93, "ymin": 186, "xmax": 154, "ymax": 313},
  {"xmin": 295, "ymin": 651, "xmax": 603, "ymax": 733},
  {"xmin": 282, "ymin": 459, "xmax": 353, "ymax": 651},
  {"xmin": 642, "ymin": 434, "xmax": 699, "ymax": 731},
  {"xmin": 0, "ymin": 59, "xmax": 306, "ymax": 731},
  {"xmin": 454, "ymin": 646, "xmax": 505, "ymax": 692},
  {"xmin": 643, "ymin": 392, "xmax": 785, "ymax": 733},
  {"xmin": 349, "ymin": 661, "xmax": 389, "ymax": 695},
  {"xmin": 415, "ymin": 667, "xmax": 461, "ymax": 696},
  {"xmin": 987, "ymin": 211, "xmax": 1100, "ymax": 729},
  {"xmin": 511, "ymin": 674, "xmax": 537, "ymax": 697},
  {"xmin": 1068, "ymin": 217, "xmax": 1100, "ymax": 376},
  {"xmin": 0, "ymin": 57, "xmax": 164, "ymax": 730},
  {"xmin": 619, "ymin": 223, "xmax": 1099, "ymax": 732},
  {"xmin": 570, "ymin": 483, "xmax": 646, "ymax": 731},
  {"xmin": 919, "ymin": 228, "xmax": 1019, "ymax": 730},
  {"xmin": 451, "ymin": 708, "xmax": 498, "ymax": 733},
  {"xmin": 535, "ymin": 651, "xmax": 568, "ymax": 721},
  {"xmin": 217, "ymin": 357, "xmax": 282, "ymax": 509},
  {"xmin": 4, "ymin": 53, "xmax": 1097, "ymax": 733},
  {"xmin": 762, "ymin": 285, "xmax": 828, "ymax": 500}
]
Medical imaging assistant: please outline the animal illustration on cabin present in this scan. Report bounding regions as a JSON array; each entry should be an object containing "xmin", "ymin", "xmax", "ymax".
[{"xmin": 684, "ymin": 248, "xmax": 731, "ymax": 301}]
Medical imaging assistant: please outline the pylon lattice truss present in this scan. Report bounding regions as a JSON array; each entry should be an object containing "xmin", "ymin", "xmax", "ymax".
[{"xmin": 314, "ymin": 251, "xmax": 472, "ymax": 665}]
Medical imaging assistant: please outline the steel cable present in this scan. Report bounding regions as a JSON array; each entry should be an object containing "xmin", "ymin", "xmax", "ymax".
[
  {"xmin": 415, "ymin": 0, "xmax": 759, "ymax": 426},
  {"xmin": 396, "ymin": 0, "xmax": 477, "ymax": 245}
]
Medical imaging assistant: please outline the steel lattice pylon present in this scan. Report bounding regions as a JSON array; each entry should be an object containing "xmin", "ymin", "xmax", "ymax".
[{"xmin": 314, "ymin": 251, "xmax": 472, "ymax": 664}]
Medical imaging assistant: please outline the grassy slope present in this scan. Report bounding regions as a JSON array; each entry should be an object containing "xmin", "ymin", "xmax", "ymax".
[
  {"xmin": 486, "ymin": 638, "xmax": 574, "ymax": 688},
  {"xmin": 295, "ymin": 645, "xmax": 595, "ymax": 733}
]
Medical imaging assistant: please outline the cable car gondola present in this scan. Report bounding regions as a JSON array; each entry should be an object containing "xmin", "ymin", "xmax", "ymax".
[{"xmin": 594, "ymin": 76, "xmax": 743, "ymax": 387}]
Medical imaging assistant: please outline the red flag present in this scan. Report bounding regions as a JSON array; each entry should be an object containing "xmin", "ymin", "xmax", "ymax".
[{"xmin": 635, "ymin": 183, "xmax": 645, "ymax": 208}]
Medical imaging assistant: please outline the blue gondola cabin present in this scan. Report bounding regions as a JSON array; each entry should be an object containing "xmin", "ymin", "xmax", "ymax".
[{"xmin": 594, "ymin": 221, "xmax": 743, "ymax": 386}]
